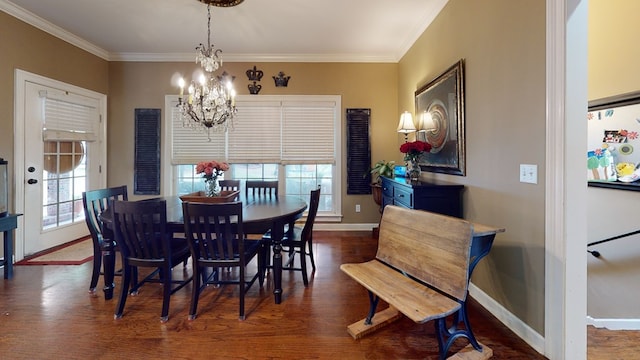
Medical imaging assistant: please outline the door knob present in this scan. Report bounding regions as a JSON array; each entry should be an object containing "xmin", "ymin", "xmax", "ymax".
[
  {"xmin": 27, "ymin": 179, "xmax": 38, "ymax": 184},
  {"xmin": 27, "ymin": 166, "xmax": 35, "ymax": 173}
]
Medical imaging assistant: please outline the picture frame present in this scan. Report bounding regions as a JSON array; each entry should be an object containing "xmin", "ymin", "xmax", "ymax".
[
  {"xmin": 587, "ymin": 90, "xmax": 640, "ymax": 191},
  {"xmin": 415, "ymin": 59, "xmax": 466, "ymax": 176}
]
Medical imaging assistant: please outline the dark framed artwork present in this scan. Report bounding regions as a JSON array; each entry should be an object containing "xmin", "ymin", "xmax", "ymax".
[{"xmin": 415, "ymin": 59, "xmax": 466, "ymax": 176}]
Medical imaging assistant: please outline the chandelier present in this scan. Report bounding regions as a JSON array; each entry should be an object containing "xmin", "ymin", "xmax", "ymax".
[{"xmin": 177, "ymin": 3, "xmax": 237, "ymax": 140}]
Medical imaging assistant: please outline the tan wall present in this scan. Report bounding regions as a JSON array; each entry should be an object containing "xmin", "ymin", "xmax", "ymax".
[
  {"xmin": 587, "ymin": 0, "xmax": 640, "ymax": 320},
  {"xmin": 108, "ymin": 61, "xmax": 398, "ymax": 223},
  {"xmin": 0, "ymin": 12, "xmax": 108, "ymax": 212},
  {"xmin": 398, "ymin": 0, "xmax": 547, "ymax": 333}
]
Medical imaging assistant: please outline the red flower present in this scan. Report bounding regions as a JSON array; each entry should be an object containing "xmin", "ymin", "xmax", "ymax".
[
  {"xmin": 400, "ymin": 141, "xmax": 431, "ymax": 154},
  {"xmin": 400, "ymin": 141, "xmax": 432, "ymax": 162}
]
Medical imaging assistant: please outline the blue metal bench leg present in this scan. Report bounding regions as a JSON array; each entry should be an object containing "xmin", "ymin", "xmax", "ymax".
[
  {"xmin": 365, "ymin": 291, "xmax": 380, "ymax": 325},
  {"xmin": 434, "ymin": 303, "xmax": 482, "ymax": 360}
]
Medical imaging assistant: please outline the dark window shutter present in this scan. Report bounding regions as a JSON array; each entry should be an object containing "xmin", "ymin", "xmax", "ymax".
[
  {"xmin": 134, "ymin": 109, "xmax": 160, "ymax": 195},
  {"xmin": 346, "ymin": 108, "xmax": 371, "ymax": 195}
]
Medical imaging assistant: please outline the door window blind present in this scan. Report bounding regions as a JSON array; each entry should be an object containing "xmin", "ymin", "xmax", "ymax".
[{"xmin": 41, "ymin": 90, "xmax": 99, "ymax": 142}]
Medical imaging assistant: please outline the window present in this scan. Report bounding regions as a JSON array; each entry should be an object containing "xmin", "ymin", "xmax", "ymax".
[{"xmin": 164, "ymin": 95, "xmax": 342, "ymax": 221}]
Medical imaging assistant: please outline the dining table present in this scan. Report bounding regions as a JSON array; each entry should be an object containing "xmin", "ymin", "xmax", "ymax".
[{"xmin": 100, "ymin": 194, "xmax": 307, "ymax": 304}]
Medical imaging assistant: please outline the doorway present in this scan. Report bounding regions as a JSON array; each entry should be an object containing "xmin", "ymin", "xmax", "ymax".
[{"xmin": 14, "ymin": 70, "xmax": 106, "ymax": 261}]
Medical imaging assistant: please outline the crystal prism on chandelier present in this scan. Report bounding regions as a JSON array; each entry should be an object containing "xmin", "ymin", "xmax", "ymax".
[{"xmin": 177, "ymin": 3, "xmax": 237, "ymax": 140}]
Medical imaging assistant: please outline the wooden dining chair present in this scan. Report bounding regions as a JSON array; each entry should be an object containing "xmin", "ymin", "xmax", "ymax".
[
  {"xmin": 111, "ymin": 199, "xmax": 192, "ymax": 322},
  {"xmin": 245, "ymin": 180, "xmax": 278, "ymax": 198},
  {"xmin": 182, "ymin": 201, "xmax": 267, "ymax": 320},
  {"xmin": 262, "ymin": 186, "xmax": 321, "ymax": 286},
  {"xmin": 82, "ymin": 185, "xmax": 128, "ymax": 298},
  {"xmin": 218, "ymin": 179, "xmax": 240, "ymax": 192}
]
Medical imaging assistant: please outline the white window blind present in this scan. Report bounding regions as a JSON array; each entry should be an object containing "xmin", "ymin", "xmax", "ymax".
[
  {"xmin": 170, "ymin": 105, "xmax": 225, "ymax": 164},
  {"xmin": 170, "ymin": 95, "xmax": 339, "ymax": 164},
  {"xmin": 41, "ymin": 90, "xmax": 99, "ymax": 142},
  {"xmin": 227, "ymin": 100, "xmax": 281, "ymax": 163},
  {"xmin": 282, "ymin": 101, "xmax": 336, "ymax": 164}
]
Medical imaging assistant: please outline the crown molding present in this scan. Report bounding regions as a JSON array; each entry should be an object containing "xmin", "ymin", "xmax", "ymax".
[
  {"xmin": 110, "ymin": 52, "xmax": 398, "ymax": 63},
  {"xmin": 0, "ymin": 0, "xmax": 110, "ymax": 60},
  {"xmin": 395, "ymin": 0, "xmax": 448, "ymax": 61}
]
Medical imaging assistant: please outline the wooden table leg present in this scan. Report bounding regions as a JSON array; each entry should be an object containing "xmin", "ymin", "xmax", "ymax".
[{"xmin": 270, "ymin": 220, "xmax": 284, "ymax": 304}]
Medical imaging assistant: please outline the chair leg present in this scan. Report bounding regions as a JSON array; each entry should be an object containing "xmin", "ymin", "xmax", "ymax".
[
  {"xmin": 239, "ymin": 267, "xmax": 246, "ymax": 320},
  {"xmin": 189, "ymin": 264, "xmax": 201, "ymax": 320},
  {"xmin": 258, "ymin": 242, "xmax": 266, "ymax": 287},
  {"xmin": 160, "ymin": 265, "xmax": 172, "ymax": 323},
  {"xmin": 307, "ymin": 238, "xmax": 316, "ymax": 270},
  {"xmin": 89, "ymin": 242, "xmax": 102, "ymax": 294},
  {"xmin": 300, "ymin": 247, "xmax": 309, "ymax": 286},
  {"xmin": 114, "ymin": 262, "xmax": 132, "ymax": 319}
]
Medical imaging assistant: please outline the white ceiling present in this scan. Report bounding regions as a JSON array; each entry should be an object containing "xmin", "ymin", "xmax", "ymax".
[{"xmin": 1, "ymin": 0, "xmax": 447, "ymax": 62}]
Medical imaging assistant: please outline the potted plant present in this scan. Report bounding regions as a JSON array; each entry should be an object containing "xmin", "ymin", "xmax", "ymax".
[
  {"xmin": 369, "ymin": 160, "xmax": 395, "ymax": 207},
  {"xmin": 370, "ymin": 160, "xmax": 395, "ymax": 185}
]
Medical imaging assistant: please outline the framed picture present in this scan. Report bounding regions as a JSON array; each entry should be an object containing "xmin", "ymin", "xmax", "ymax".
[
  {"xmin": 587, "ymin": 91, "xmax": 640, "ymax": 190},
  {"xmin": 415, "ymin": 59, "xmax": 466, "ymax": 176}
]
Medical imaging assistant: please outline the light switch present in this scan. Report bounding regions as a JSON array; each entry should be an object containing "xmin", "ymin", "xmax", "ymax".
[{"xmin": 520, "ymin": 164, "xmax": 537, "ymax": 184}]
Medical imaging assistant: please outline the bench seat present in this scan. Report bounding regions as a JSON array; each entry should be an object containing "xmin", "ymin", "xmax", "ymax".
[{"xmin": 341, "ymin": 260, "xmax": 461, "ymax": 323}]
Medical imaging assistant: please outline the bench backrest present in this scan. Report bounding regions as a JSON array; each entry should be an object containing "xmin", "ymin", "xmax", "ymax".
[{"xmin": 376, "ymin": 205, "xmax": 474, "ymax": 301}]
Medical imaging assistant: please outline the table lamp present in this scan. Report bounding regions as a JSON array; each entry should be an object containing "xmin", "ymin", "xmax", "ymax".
[{"xmin": 397, "ymin": 111, "xmax": 416, "ymax": 142}]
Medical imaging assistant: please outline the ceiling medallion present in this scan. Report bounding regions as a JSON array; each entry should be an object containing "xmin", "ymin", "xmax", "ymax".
[{"xmin": 198, "ymin": 0, "xmax": 244, "ymax": 7}]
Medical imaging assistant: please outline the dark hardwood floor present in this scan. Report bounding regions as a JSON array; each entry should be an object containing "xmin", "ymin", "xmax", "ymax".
[{"xmin": 0, "ymin": 230, "xmax": 614, "ymax": 359}]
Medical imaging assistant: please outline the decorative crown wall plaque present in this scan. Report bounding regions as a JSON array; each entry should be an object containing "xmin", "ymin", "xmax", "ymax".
[
  {"xmin": 273, "ymin": 71, "xmax": 291, "ymax": 87},
  {"xmin": 246, "ymin": 66, "xmax": 263, "ymax": 81},
  {"xmin": 248, "ymin": 81, "xmax": 262, "ymax": 95},
  {"xmin": 217, "ymin": 71, "xmax": 235, "ymax": 83}
]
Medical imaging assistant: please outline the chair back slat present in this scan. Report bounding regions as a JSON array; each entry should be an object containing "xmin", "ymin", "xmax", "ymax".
[
  {"xmin": 82, "ymin": 185, "xmax": 128, "ymax": 240},
  {"xmin": 183, "ymin": 201, "xmax": 246, "ymax": 266},
  {"xmin": 219, "ymin": 180, "xmax": 241, "ymax": 192},
  {"xmin": 111, "ymin": 200, "xmax": 171, "ymax": 262},
  {"xmin": 245, "ymin": 180, "xmax": 278, "ymax": 198}
]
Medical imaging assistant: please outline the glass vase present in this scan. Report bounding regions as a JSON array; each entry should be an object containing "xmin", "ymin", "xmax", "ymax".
[
  {"xmin": 206, "ymin": 178, "xmax": 221, "ymax": 197},
  {"xmin": 407, "ymin": 159, "xmax": 421, "ymax": 181}
]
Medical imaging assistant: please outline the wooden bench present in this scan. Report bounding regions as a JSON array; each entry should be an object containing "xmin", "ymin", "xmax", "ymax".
[{"xmin": 341, "ymin": 205, "xmax": 492, "ymax": 360}]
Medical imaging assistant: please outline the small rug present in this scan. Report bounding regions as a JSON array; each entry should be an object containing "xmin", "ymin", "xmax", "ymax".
[{"xmin": 16, "ymin": 237, "xmax": 94, "ymax": 265}]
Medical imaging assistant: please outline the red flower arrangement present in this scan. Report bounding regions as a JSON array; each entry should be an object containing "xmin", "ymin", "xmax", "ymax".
[
  {"xmin": 196, "ymin": 160, "xmax": 230, "ymax": 196},
  {"xmin": 196, "ymin": 160, "xmax": 230, "ymax": 181},
  {"xmin": 399, "ymin": 141, "xmax": 432, "ymax": 162}
]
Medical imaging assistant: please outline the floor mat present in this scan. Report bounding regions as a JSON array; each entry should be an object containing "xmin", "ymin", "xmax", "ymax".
[{"xmin": 16, "ymin": 238, "xmax": 93, "ymax": 265}]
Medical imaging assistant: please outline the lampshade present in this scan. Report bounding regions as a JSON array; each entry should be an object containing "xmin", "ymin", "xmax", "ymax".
[
  {"xmin": 417, "ymin": 110, "xmax": 435, "ymax": 131},
  {"xmin": 397, "ymin": 111, "xmax": 416, "ymax": 133}
]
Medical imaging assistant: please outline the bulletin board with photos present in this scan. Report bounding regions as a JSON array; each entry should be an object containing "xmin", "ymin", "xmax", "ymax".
[{"xmin": 588, "ymin": 91, "xmax": 640, "ymax": 191}]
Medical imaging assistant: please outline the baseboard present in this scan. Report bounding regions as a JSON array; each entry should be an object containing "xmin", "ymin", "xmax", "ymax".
[
  {"xmin": 314, "ymin": 223, "xmax": 377, "ymax": 231},
  {"xmin": 468, "ymin": 283, "xmax": 546, "ymax": 355},
  {"xmin": 587, "ymin": 316, "xmax": 640, "ymax": 330}
]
